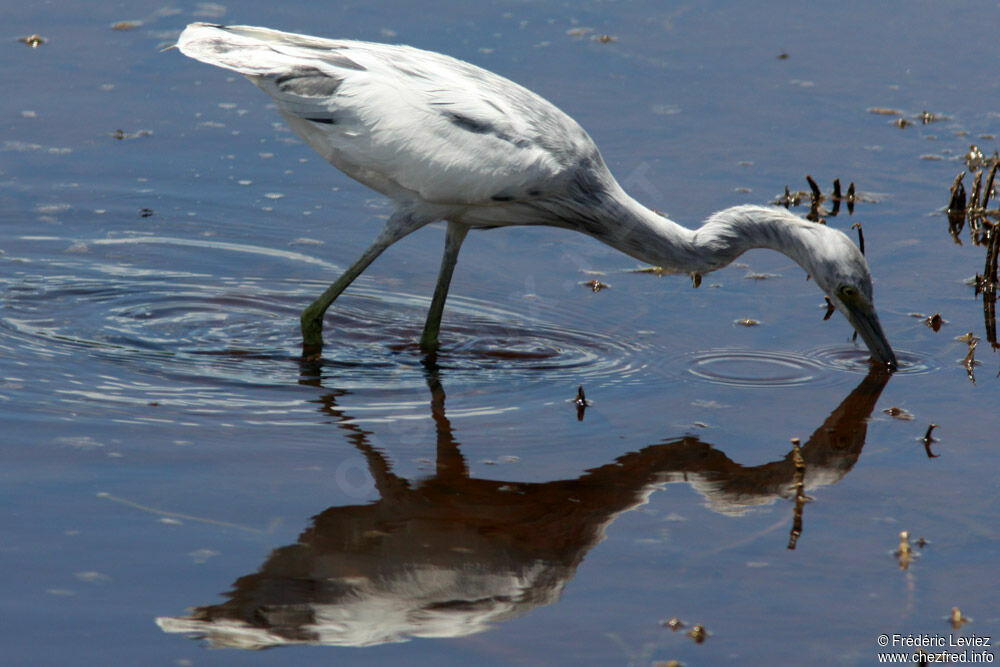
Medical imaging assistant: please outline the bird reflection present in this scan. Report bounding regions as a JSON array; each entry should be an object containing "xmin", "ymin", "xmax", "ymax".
[{"xmin": 157, "ymin": 366, "xmax": 889, "ymax": 649}]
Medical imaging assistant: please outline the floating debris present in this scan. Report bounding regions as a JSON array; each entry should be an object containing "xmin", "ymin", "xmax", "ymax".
[
  {"xmin": 867, "ymin": 107, "xmax": 903, "ymax": 116},
  {"xmin": 139, "ymin": 208, "xmax": 154, "ymax": 218},
  {"xmin": 110, "ymin": 128, "xmax": 153, "ymax": 140},
  {"xmin": 883, "ymin": 407, "xmax": 914, "ymax": 421},
  {"xmin": 867, "ymin": 108, "xmax": 948, "ymax": 127},
  {"xmin": 735, "ymin": 318, "xmax": 759, "ymax": 327},
  {"xmin": 582, "ymin": 279, "xmax": 609, "ymax": 292},
  {"xmin": 595, "ymin": 34, "xmax": 616, "ymax": 43},
  {"xmin": 949, "ymin": 607, "xmax": 971, "ymax": 630},
  {"xmin": 924, "ymin": 313, "xmax": 944, "ymax": 331},
  {"xmin": 111, "ymin": 20, "xmax": 143, "ymax": 30},
  {"xmin": 18, "ymin": 34, "xmax": 46, "ymax": 47},
  {"xmin": 630, "ymin": 266, "xmax": 672, "ymax": 276},
  {"xmin": 663, "ymin": 617, "xmax": 685, "ymax": 631},
  {"xmin": 965, "ymin": 144, "xmax": 986, "ymax": 169},
  {"xmin": 743, "ymin": 271, "xmax": 779, "ymax": 280},
  {"xmin": 895, "ymin": 530, "xmax": 915, "ymax": 570},
  {"xmin": 687, "ymin": 624, "xmax": 708, "ymax": 644}
]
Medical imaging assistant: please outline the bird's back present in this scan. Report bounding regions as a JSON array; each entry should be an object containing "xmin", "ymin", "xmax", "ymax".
[{"xmin": 177, "ymin": 24, "xmax": 604, "ymax": 210}]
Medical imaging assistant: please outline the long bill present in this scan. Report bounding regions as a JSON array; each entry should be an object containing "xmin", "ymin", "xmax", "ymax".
[{"xmin": 844, "ymin": 300, "xmax": 897, "ymax": 371}]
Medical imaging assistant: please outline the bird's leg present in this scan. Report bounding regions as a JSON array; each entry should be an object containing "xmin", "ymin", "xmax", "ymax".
[
  {"xmin": 419, "ymin": 221, "xmax": 469, "ymax": 353},
  {"xmin": 301, "ymin": 213, "xmax": 420, "ymax": 357}
]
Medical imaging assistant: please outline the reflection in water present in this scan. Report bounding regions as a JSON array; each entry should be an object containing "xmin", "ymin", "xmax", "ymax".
[
  {"xmin": 946, "ymin": 161, "xmax": 1000, "ymax": 358},
  {"xmin": 157, "ymin": 367, "xmax": 889, "ymax": 649}
]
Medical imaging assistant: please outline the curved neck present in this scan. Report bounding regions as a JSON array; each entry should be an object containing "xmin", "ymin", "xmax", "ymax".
[{"xmin": 595, "ymin": 187, "xmax": 819, "ymax": 277}]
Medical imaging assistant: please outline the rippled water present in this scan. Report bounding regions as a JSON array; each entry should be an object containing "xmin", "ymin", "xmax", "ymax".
[{"xmin": 4, "ymin": 1, "xmax": 1000, "ymax": 666}]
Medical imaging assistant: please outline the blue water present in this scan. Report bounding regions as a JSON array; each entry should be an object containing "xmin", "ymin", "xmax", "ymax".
[{"xmin": 2, "ymin": 1, "xmax": 998, "ymax": 665}]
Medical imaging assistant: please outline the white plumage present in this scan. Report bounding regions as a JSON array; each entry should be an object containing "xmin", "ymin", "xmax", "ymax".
[{"xmin": 176, "ymin": 23, "xmax": 896, "ymax": 369}]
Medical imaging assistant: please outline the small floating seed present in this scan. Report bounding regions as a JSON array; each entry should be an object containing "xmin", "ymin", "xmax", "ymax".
[
  {"xmin": 868, "ymin": 107, "xmax": 903, "ymax": 116},
  {"xmin": 924, "ymin": 313, "xmax": 944, "ymax": 331},
  {"xmin": 18, "ymin": 34, "xmax": 46, "ymax": 47},
  {"xmin": 883, "ymin": 407, "xmax": 914, "ymax": 420},
  {"xmin": 896, "ymin": 530, "xmax": 914, "ymax": 570},
  {"xmin": 663, "ymin": 617, "xmax": 684, "ymax": 631}
]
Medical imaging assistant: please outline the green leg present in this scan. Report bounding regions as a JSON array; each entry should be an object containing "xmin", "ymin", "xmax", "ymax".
[
  {"xmin": 301, "ymin": 213, "xmax": 421, "ymax": 357},
  {"xmin": 419, "ymin": 221, "xmax": 469, "ymax": 353}
]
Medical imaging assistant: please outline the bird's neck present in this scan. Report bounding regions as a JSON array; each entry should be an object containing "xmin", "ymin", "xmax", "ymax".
[{"xmin": 601, "ymin": 188, "xmax": 818, "ymax": 278}]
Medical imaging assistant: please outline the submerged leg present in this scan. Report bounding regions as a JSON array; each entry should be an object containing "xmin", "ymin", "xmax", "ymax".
[
  {"xmin": 419, "ymin": 221, "xmax": 469, "ymax": 353},
  {"xmin": 301, "ymin": 212, "xmax": 422, "ymax": 357}
]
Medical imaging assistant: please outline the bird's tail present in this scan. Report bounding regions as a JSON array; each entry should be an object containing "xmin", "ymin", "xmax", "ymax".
[{"xmin": 176, "ymin": 23, "xmax": 346, "ymax": 76}]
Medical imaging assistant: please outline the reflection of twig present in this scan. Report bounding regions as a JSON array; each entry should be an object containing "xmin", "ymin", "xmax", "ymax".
[
  {"xmin": 921, "ymin": 424, "xmax": 940, "ymax": 459},
  {"xmin": 961, "ymin": 333, "xmax": 980, "ymax": 383},
  {"xmin": 574, "ymin": 385, "xmax": 589, "ymax": 422},
  {"xmin": 787, "ymin": 438, "xmax": 807, "ymax": 550},
  {"xmin": 945, "ymin": 160, "xmax": 1000, "ymax": 355},
  {"xmin": 96, "ymin": 492, "xmax": 271, "ymax": 533}
]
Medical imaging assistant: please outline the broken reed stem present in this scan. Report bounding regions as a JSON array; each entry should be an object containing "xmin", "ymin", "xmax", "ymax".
[
  {"xmin": 983, "ymin": 162, "xmax": 999, "ymax": 209},
  {"xmin": 970, "ymin": 171, "xmax": 983, "ymax": 212}
]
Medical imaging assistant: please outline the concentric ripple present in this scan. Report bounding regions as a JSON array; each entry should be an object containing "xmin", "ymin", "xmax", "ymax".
[
  {"xmin": 0, "ymin": 235, "xmax": 663, "ymax": 402},
  {"xmin": 681, "ymin": 344, "xmax": 929, "ymax": 387},
  {"xmin": 684, "ymin": 349, "xmax": 826, "ymax": 387}
]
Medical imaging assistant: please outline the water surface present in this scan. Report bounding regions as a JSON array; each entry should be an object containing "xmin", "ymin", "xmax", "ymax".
[{"xmin": 2, "ymin": 1, "xmax": 999, "ymax": 665}]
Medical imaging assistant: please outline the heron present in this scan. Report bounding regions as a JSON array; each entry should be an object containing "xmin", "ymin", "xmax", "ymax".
[{"xmin": 176, "ymin": 23, "xmax": 897, "ymax": 370}]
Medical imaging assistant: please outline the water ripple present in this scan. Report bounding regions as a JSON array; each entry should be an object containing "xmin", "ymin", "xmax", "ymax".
[
  {"xmin": 683, "ymin": 349, "xmax": 826, "ymax": 387},
  {"xmin": 679, "ymin": 345, "xmax": 929, "ymax": 387},
  {"xmin": 0, "ymin": 252, "xmax": 661, "ymax": 398}
]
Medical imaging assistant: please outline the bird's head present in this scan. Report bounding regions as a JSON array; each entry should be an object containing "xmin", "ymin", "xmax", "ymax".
[{"xmin": 802, "ymin": 226, "xmax": 897, "ymax": 371}]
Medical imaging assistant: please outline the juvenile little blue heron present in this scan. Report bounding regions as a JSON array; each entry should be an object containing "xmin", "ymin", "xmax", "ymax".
[{"xmin": 177, "ymin": 23, "xmax": 897, "ymax": 370}]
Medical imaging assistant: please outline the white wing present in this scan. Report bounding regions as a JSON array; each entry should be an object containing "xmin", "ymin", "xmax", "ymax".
[{"xmin": 177, "ymin": 24, "xmax": 604, "ymax": 207}]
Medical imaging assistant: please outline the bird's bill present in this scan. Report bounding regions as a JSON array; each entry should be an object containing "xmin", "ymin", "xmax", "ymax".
[{"xmin": 845, "ymin": 300, "xmax": 897, "ymax": 371}]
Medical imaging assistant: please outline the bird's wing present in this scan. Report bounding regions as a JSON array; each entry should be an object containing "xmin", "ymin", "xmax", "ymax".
[{"xmin": 177, "ymin": 24, "xmax": 601, "ymax": 206}]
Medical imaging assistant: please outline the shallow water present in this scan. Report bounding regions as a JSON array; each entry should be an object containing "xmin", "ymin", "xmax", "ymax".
[{"xmin": 3, "ymin": 1, "xmax": 999, "ymax": 665}]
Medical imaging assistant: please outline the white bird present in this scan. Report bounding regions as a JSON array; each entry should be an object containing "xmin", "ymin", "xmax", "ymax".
[{"xmin": 176, "ymin": 23, "xmax": 897, "ymax": 370}]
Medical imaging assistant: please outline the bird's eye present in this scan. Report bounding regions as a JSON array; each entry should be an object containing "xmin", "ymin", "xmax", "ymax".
[{"xmin": 839, "ymin": 286, "xmax": 858, "ymax": 299}]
